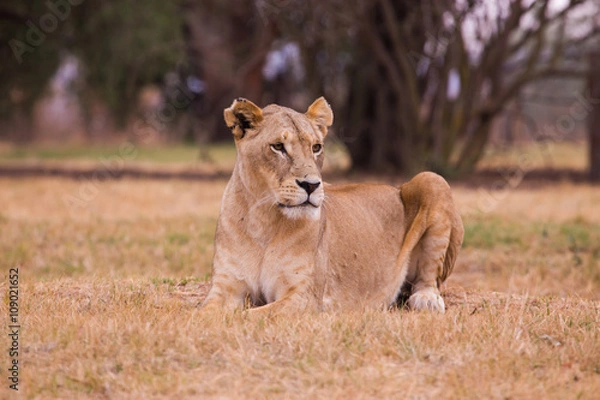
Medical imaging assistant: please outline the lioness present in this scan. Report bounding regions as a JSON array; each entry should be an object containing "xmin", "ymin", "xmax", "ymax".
[{"xmin": 201, "ymin": 97, "xmax": 463, "ymax": 314}]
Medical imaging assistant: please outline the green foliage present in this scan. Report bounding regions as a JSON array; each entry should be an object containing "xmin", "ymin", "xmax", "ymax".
[
  {"xmin": 463, "ymin": 217, "xmax": 524, "ymax": 249},
  {"xmin": 0, "ymin": 3, "xmax": 61, "ymax": 118},
  {"xmin": 167, "ymin": 232, "xmax": 191, "ymax": 245},
  {"xmin": 70, "ymin": 0, "xmax": 185, "ymax": 125},
  {"xmin": 464, "ymin": 216, "xmax": 600, "ymax": 276},
  {"xmin": 0, "ymin": 1, "xmax": 185, "ymax": 126},
  {"xmin": 0, "ymin": 144, "xmax": 209, "ymax": 162},
  {"xmin": 559, "ymin": 220, "xmax": 593, "ymax": 250},
  {"xmin": 0, "ymin": 142, "xmax": 239, "ymax": 169}
]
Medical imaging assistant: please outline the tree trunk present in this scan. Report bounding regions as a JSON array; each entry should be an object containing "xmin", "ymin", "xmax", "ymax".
[
  {"xmin": 342, "ymin": 2, "xmax": 411, "ymax": 173},
  {"xmin": 181, "ymin": 0, "xmax": 274, "ymax": 142},
  {"xmin": 343, "ymin": 61, "xmax": 408, "ymax": 172},
  {"xmin": 589, "ymin": 52, "xmax": 600, "ymax": 182},
  {"xmin": 455, "ymin": 114, "xmax": 494, "ymax": 175}
]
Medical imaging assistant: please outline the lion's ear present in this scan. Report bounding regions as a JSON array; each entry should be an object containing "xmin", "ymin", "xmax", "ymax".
[
  {"xmin": 224, "ymin": 98, "xmax": 264, "ymax": 140},
  {"xmin": 306, "ymin": 97, "xmax": 333, "ymax": 136}
]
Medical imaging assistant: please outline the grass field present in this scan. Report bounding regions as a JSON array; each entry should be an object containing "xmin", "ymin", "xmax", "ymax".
[
  {"xmin": 0, "ymin": 142, "xmax": 233, "ymax": 164},
  {"xmin": 0, "ymin": 140, "xmax": 351, "ymax": 174},
  {"xmin": 1, "ymin": 142, "xmax": 599, "ymax": 398}
]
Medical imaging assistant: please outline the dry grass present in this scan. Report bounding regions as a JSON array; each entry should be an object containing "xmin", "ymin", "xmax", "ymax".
[
  {"xmin": 477, "ymin": 140, "xmax": 589, "ymax": 171},
  {"xmin": 1, "ymin": 170, "xmax": 600, "ymax": 399}
]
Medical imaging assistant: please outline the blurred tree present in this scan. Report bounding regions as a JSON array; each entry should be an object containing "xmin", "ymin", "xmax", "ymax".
[
  {"xmin": 180, "ymin": 0, "xmax": 276, "ymax": 142},
  {"xmin": 0, "ymin": 1, "xmax": 184, "ymax": 139},
  {"xmin": 265, "ymin": 0, "xmax": 600, "ymax": 175},
  {"xmin": 0, "ymin": 3, "xmax": 61, "ymax": 141},
  {"xmin": 2, "ymin": 0, "xmax": 599, "ymax": 177},
  {"xmin": 71, "ymin": 0, "xmax": 185, "ymax": 128}
]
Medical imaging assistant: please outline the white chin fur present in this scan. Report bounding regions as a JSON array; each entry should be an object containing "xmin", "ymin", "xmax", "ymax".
[{"xmin": 281, "ymin": 206, "xmax": 321, "ymax": 221}]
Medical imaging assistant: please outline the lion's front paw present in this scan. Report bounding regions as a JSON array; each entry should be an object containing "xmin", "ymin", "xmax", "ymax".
[{"xmin": 408, "ymin": 288, "xmax": 445, "ymax": 313}]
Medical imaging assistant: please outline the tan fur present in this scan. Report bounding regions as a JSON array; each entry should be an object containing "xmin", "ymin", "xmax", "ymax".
[{"xmin": 201, "ymin": 97, "xmax": 464, "ymax": 315}]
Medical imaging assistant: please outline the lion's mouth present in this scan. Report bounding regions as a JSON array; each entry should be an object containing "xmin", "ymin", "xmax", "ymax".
[{"xmin": 278, "ymin": 200, "xmax": 319, "ymax": 209}]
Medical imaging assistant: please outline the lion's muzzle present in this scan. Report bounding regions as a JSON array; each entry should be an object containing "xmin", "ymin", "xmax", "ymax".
[{"xmin": 275, "ymin": 177, "xmax": 324, "ymax": 220}]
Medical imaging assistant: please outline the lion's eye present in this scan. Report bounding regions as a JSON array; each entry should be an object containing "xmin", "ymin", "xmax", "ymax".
[
  {"xmin": 270, "ymin": 143, "xmax": 286, "ymax": 153},
  {"xmin": 312, "ymin": 144, "xmax": 323, "ymax": 153}
]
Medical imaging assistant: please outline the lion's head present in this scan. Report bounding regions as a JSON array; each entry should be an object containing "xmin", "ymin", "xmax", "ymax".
[{"xmin": 224, "ymin": 97, "xmax": 334, "ymax": 220}]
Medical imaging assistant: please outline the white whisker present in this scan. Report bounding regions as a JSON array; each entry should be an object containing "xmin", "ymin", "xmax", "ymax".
[
  {"xmin": 247, "ymin": 192, "xmax": 276, "ymax": 214},
  {"xmin": 321, "ymin": 193, "xmax": 331, "ymax": 211}
]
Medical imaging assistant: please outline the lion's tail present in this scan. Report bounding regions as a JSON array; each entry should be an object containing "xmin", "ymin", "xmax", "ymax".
[
  {"xmin": 393, "ymin": 204, "xmax": 428, "ymax": 291},
  {"xmin": 439, "ymin": 212, "xmax": 464, "ymax": 284}
]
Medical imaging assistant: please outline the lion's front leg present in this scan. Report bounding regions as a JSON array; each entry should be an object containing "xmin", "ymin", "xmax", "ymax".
[
  {"xmin": 245, "ymin": 289, "xmax": 318, "ymax": 318},
  {"xmin": 245, "ymin": 284, "xmax": 319, "ymax": 317},
  {"xmin": 201, "ymin": 271, "xmax": 249, "ymax": 312},
  {"xmin": 246, "ymin": 259, "xmax": 321, "ymax": 317}
]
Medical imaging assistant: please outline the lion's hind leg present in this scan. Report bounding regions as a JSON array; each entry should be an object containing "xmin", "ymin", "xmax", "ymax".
[
  {"xmin": 405, "ymin": 223, "xmax": 452, "ymax": 313},
  {"xmin": 397, "ymin": 172, "xmax": 463, "ymax": 313}
]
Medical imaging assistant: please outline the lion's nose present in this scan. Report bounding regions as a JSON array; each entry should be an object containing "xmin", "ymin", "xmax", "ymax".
[{"xmin": 296, "ymin": 179, "xmax": 321, "ymax": 195}]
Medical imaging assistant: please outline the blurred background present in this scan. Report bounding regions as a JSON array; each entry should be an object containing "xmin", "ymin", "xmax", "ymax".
[{"xmin": 1, "ymin": 0, "xmax": 600, "ymax": 178}]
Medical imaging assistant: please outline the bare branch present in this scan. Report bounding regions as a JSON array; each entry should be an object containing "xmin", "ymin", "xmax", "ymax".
[
  {"xmin": 479, "ymin": 66, "xmax": 586, "ymax": 120},
  {"xmin": 569, "ymin": 25, "xmax": 600, "ymax": 48},
  {"xmin": 509, "ymin": 0, "xmax": 586, "ymax": 56}
]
